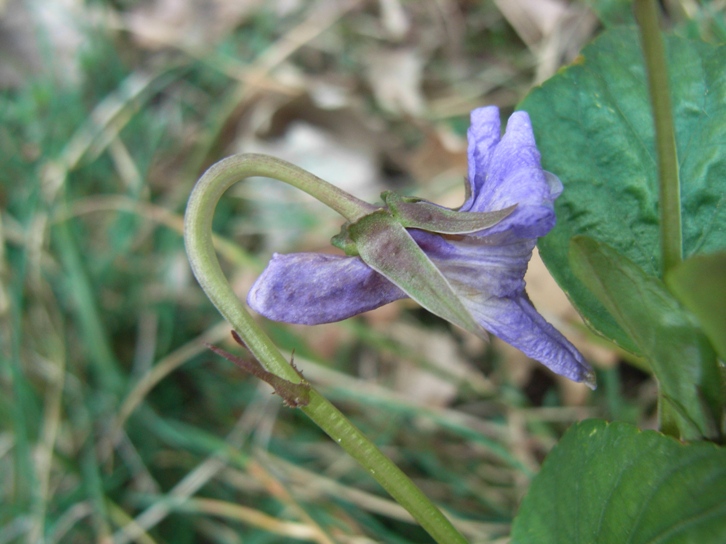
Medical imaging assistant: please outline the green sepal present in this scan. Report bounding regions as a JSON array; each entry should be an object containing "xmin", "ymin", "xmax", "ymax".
[
  {"xmin": 382, "ymin": 191, "xmax": 516, "ymax": 234},
  {"xmin": 569, "ymin": 236, "xmax": 723, "ymax": 441},
  {"xmin": 347, "ymin": 209, "xmax": 487, "ymax": 340},
  {"xmin": 331, "ymin": 222, "xmax": 359, "ymax": 256}
]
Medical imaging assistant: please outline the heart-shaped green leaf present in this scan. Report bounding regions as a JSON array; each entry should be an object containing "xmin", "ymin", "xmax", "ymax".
[
  {"xmin": 569, "ymin": 236, "xmax": 722, "ymax": 440},
  {"xmin": 512, "ymin": 419, "xmax": 726, "ymax": 543},
  {"xmin": 520, "ymin": 28, "xmax": 726, "ymax": 354},
  {"xmin": 585, "ymin": 0, "xmax": 636, "ymax": 27}
]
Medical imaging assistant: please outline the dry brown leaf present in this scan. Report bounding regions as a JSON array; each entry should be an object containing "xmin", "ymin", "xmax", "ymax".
[
  {"xmin": 125, "ymin": 0, "xmax": 264, "ymax": 50},
  {"xmin": 378, "ymin": 0, "xmax": 410, "ymax": 40},
  {"xmin": 404, "ymin": 125, "xmax": 467, "ymax": 186},
  {"xmin": 493, "ymin": 0, "xmax": 570, "ymax": 47},
  {"xmin": 365, "ymin": 47, "xmax": 425, "ymax": 116},
  {"xmin": 0, "ymin": 0, "xmax": 84, "ymax": 88},
  {"xmin": 492, "ymin": 0, "xmax": 597, "ymax": 82}
]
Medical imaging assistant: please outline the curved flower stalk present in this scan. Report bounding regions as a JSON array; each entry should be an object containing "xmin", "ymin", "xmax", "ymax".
[
  {"xmin": 249, "ymin": 106, "xmax": 595, "ymax": 388},
  {"xmin": 185, "ymin": 154, "xmax": 469, "ymax": 544}
]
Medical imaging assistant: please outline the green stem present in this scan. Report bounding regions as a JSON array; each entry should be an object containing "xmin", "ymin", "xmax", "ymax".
[
  {"xmin": 634, "ymin": 0, "xmax": 682, "ymax": 275},
  {"xmin": 184, "ymin": 154, "xmax": 468, "ymax": 544}
]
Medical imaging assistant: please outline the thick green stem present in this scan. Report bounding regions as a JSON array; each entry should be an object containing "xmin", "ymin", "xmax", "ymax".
[
  {"xmin": 634, "ymin": 0, "xmax": 682, "ymax": 275},
  {"xmin": 184, "ymin": 154, "xmax": 468, "ymax": 544}
]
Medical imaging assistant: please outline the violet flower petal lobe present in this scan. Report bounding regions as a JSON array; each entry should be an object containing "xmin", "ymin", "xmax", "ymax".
[
  {"xmin": 473, "ymin": 294, "xmax": 594, "ymax": 385},
  {"xmin": 465, "ymin": 106, "xmax": 501, "ymax": 201},
  {"xmin": 463, "ymin": 109, "xmax": 559, "ymax": 239},
  {"xmin": 247, "ymin": 252, "xmax": 405, "ymax": 324},
  {"xmin": 412, "ymin": 230, "xmax": 595, "ymax": 386}
]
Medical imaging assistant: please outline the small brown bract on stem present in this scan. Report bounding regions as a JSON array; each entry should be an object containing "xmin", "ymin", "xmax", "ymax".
[{"xmin": 206, "ymin": 331, "xmax": 311, "ymax": 408}]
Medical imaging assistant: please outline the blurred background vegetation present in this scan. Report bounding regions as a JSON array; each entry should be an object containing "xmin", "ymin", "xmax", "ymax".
[{"xmin": 1, "ymin": 1, "xmax": 723, "ymax": 542}]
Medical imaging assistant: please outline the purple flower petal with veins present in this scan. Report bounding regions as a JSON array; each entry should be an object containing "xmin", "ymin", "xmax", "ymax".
[
  {"xmin": 248, "ymin": 252, "xmax": 406, "ymax": 324},
  {"xmin": 248, "ymin": 106, "xmax": 595, "ymax": 387}
]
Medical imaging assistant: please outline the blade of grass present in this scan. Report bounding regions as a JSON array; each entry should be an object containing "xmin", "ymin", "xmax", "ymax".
[
  {"xmin": 110, "ymin": 320, "xmax": 230, "ymax": 448},
  {"xmin": 3, "ymin": 202, "xmax": 40, "ymax": 521},
  {"xmin": 80, "ymin": 431, "xmax": 113, "ymax": 542},
  {"xmin": 52, "ymin": 220, "xmax": 122, "ymax": 392},
  {"xmin": 27, "ymin": 298, "xmax": 67, "ymax": 544},
  {"xmin": 248, "ymin": 458, "xmax": 336, "ymax": 544},
  {"xmin": 56, "ymin": 195, "xmax": 256, "ymax": 269},
  {"xmin": 111, "ymin": 394, "xmax": 273, "ymax": 544},
  {"xmin": 148, "ymin": 497, "xmax": 322, "ymax": 541},
  {"xmin": 256, "ymin": 452, "xmax": 512, "ymax": 541}
]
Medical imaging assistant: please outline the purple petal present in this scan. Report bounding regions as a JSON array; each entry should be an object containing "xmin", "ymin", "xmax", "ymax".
[
  {"xmin": 410, "ymin": 229, "xmax": 533, "ymax": 299},
  {"xmin": 411, "ymin": 230, "xmax": 594, "ymax": 385},
  {"xmin": 471, "ymin": 295, "xmax": 595, "ymax": 386},
  {"xmin": 465, "ymin": 106, "xmax": 502, "ymax": 203},
  {"xmin": 247, "ymin": 252, "xmax": 406, "ymax": 325},
  {"xmin": 462, "ymin": 109, "xmax": 561, "ymax": 239}
]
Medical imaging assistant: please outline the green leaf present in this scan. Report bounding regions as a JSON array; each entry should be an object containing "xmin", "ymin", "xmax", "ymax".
[
  {"xmin": 570, "ymin": 236, "xmax": 722, "ymax": 440},
  {"xmin": 520, "ymin": 28, "xmax": 726, "ymax": 354},
  {"xmin": 666, "ymin": 251, "xmax": 726, "ymax": 363},
  {"xmin": 511, "ymin": 420, "xmax": 726, "ymax": 544},
  {"xmin": 583, "ymin": 0, "xmax": 636, "ymax": 28}
]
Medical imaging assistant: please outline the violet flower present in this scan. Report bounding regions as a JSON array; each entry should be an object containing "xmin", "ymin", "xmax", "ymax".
[{"xmin": 248, "ymin": 106, "xmax": 595, "ymax": 387}]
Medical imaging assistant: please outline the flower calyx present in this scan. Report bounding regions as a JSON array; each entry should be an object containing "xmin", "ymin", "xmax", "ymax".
[
  {"xmin": 382, "ymin": 190, "xmax": 517, "ymax": 234},
  {"xmin": 332, "ymin": 191, "xmax": 516, "ymax": 254},
  {"xmin": 331, "ymin": 209, "xmax": 476, "ymax": 340}
]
